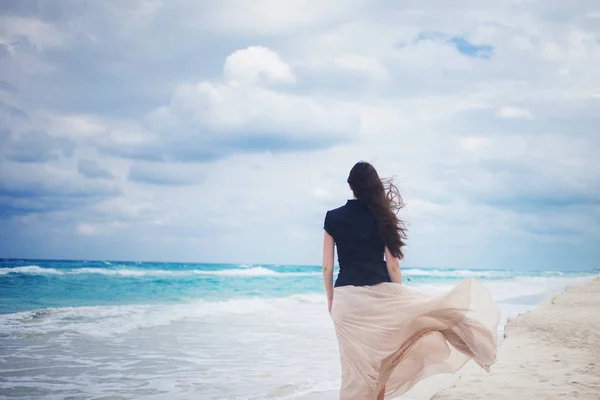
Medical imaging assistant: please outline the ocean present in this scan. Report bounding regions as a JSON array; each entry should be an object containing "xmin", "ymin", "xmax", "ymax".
[{"xmin": 0, "ymin": 259, "xmax": 597, "ymax": 399}]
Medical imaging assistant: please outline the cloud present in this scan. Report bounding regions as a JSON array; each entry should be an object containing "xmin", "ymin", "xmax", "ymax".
[
  {"xmin": 127, "ymin": 161, "xmax": 205, "ymax": 186},
  {"xmin": 332, "ymin": 54, "xmax": 389, "ymax": 80},
  {"xmin": 0, "ymin": 177, "xmax": 120, "ymax": 202},
  {"xmin": 75, "ymin": 221, "xmax": 127, "ymax": 236},
  {"xmin": 312, "ymin": 188, "xmax": 332, "ymax": 199},
  {"xmin": 0, "ymin": 16, "xmax": 66, "ymax": 50},
  {"xmin": 48, "ymin": 115, "xmax": 107, "ymax": 139},
  {"xmin": 2, "ymin": 130, "xmax": 74, "ymax": 163},
  {"xmin": 484, "ymin": 194, "xmax": 600, "ymax": 213},
  {"xmin": 0, "ymin": 100, "xmax": 27, "ymax": 118},
  {"xmin": 0, "ymin": 163, "xmax": 122, "ymax": 218},
  {"xmin": 460, "ymin": 137, "xmax": 488, "ymax": 152},
  {"xmin": 100, "ymin": 46, "xmax": 361, "ymax": 162},
  {"xmin": 78, "ymin": 159, "xmax": 114, "ymax": 179},
  {"xmin": 442, "ymin": 133, "xmax": 600, "ymax": 218},
  {"xmin": 198, "ymin": 0, "xmax": 367, "ymax": 34},
  {"xmin": 76, "ymin": 223, "xmax": 101, "ymax": 236},
  {"xmin": 495, "ymin": 106, "xmax": 534, "ymax": 120},
  {"xmin": 149, "ymin": 79, "xmax": 358, "ymax": 142},
  {"xmin": 223, "ymin": 46, "xmax": 296, "ymax": 85},
  {"xmin": 0, "ymin": 79, "xmax": 18, "ymax": 93}
]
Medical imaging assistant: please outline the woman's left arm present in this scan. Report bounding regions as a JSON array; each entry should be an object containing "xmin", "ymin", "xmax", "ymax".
[
  {"xmin": 385, "ymin": 246, "xmax": 402, "ymax": 284},
  {"xmin": 322, "ymin": 230, "xmax": 335, "ymax": 313}
]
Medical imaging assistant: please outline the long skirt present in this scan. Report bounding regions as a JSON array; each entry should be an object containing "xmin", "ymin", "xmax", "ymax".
[{"xmin": 330, "ymin": 277, "xmax": 500, "ymax": 399}]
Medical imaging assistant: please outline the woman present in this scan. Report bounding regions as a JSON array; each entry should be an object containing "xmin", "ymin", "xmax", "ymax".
[{"xmin": 322, "ymin": 161, "xmax": 500, "ymax": 400}]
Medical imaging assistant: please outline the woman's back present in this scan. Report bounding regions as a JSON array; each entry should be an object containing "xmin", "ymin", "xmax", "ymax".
[{"xmin": 324, "ymin": 199, "xmax": 390, "ymax": 287}]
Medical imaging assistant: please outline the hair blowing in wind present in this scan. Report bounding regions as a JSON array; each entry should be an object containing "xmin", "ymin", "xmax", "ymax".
[{"xmin": 347, "ymin": 161, "xmax": 408, "ymax": 259}]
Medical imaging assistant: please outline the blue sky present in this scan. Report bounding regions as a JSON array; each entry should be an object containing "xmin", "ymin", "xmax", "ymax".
[{"xmin": 0, "ymin": 1, "xmax": 599, "ymax": 270}]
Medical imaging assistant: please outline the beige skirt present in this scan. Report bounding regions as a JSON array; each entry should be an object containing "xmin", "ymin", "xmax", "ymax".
[{"xmin": 330, "ymin": 277, "xmax": 500, "ymax": 399}]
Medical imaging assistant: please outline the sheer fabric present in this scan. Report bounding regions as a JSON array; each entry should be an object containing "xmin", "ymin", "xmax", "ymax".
[{"xmin": 330, "ymin": 277, "xmax": 500, "ymax": 399}]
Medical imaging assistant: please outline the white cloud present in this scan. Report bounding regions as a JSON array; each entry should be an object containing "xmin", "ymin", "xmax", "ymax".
[
  {"xmin": 152, "ymin": 80, "xmax": 358, "ymax": 138},
  {"xmin": 200, "ymin": 0, "xmax": 366, "ymax": 34},
  {"xmin": 461, "ymin": 137, "xmax": 488, "ymax": 152},
  {"xmin": 78, "ymin": 159, "xmax": 114, "ymax": 179},
  {"xmin": 76, "ymin": 221, "xmax": 127, "ymax": 236},
  {"xmin": 93, "ymin": 197, "xmax": 156, "ymax": 221},
  {"xmin": 224, "ymin": 46, "xmax": 296, "ymax": 85},
  {"xmin": 76, "ymin": 223, "xmax": 100, "ymax": 236},
  {"xmin": 0, "ymin": 16, "xmax": 66, "ymax": 50},
  {"xmin": 495, "ymin": 106, "xmax": 534, "ymax": 120},
  {"xmin": 332, "ymin": 54, "xmax": 389, "ymax": 80},
  {"xmin": 47, "ymin": 115, "xmax": 106, "ymax": 138},
  {"xmin": 312, "ymin": 188, "xmax": 332, "ymax": 199},
  {"xmin": 141, "ymin": 46, "xmax": 361, "ymax": 156},
  {"xmin": 128, "ymin": 161, "xmax": 205, "ymax": 186}
]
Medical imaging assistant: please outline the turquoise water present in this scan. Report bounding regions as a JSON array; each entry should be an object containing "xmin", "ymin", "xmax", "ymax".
[
  {"xmin": 0, "ymin": 260, "xmax": 323, "ymax": 314},
  {"xmin": 0, "ymin": 259, "xmax": 597, "ymax": 399},
  {"xmin": 0, "ymin": 259, "xmax": 591, "ymax": 314}
]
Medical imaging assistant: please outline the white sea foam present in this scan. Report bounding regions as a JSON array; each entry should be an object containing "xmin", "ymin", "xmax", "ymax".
[
  {"xmin": 70, "ymin": 267, "xmax": 183, "ymax": 277},
  {"xmin": 402, "ymin": 268, "xmax": 564, "ymax": 278},
  {"xmin": 193, "ymin": 266, "xmax": 320, "ymax": 277},
  {"xmin": 403, "ymin": 268, "xmax": 510, "ymax": 277},
  {"xmin": 0, "ymin": 265, "xmax": 574, "ymax": 280},
  {"xmin": 0, "ymin": 265, "xmax": 63, "ymax": 275},
  {"xmin": 0, "ymin": 266, "xmax": 321, "ymax": 278},
  {"xmin": 411, "ymin": 275, "xmax": 594, "ymax": 302},
  {"xmin": 0, "ymin": 294, "xmax": 325, "ymax": 338}
]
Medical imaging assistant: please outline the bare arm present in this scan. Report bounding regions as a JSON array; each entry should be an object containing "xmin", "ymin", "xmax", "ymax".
[
  {"xmin": 322, "ymin": 230, "xmax": 335, "ymax": 313},
  {"xmin": 385, "ymin": 246, "xmax": 402, "ymax": 284}
]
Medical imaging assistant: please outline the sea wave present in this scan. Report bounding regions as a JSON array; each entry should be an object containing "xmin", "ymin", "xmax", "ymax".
[
  {"xmin": 0, "ymin": 266, "xmax": 321, "ymax": 278},
  {"xmin": 0, "ymin": 294, "xmax": 325, "ymax": 338},
  {"xmin": 402, "ymin": 268, "xmax": 565, "ymax": 278},
  {"xmin": 1, "ymin": 265, "xmax": 571, "ymax": 279},
  {"xmin": 0, "ymin": 266, "xmax": 63, "ymax": 275},
  {"xmin": 403, "ymin": 268, "xmax": 505, "ymax": 277}
]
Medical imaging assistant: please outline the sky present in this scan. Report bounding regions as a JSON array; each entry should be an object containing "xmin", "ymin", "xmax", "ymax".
[{"xmin": 0, "ymin": 1, "xmax": 599, "ymax": 270}]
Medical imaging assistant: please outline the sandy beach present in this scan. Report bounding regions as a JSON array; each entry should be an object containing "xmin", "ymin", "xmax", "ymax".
[
  {"xmin": 297, "ymin": 276, "xmax": 600, "ymax": 400},
  {"xmin": 432, "ymin": 276, "xmax": 600, "ymax": 400}
]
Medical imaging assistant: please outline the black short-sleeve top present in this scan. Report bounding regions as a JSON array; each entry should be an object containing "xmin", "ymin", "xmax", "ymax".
[{"xmin": 323, "ymin": 199, "xmax": 391, "ymax": 287}]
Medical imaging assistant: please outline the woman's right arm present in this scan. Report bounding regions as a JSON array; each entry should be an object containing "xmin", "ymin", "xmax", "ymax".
[
  {"xmin": 384, "ymin": 246, "xmax": 402, "ymax": 284},
  {"xmin": 322, "ymin": 230, "xmax": 335, "ymax": 313}
]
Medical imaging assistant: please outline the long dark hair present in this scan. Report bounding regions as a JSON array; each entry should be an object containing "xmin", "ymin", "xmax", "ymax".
[{"xmin": 347, "ymin": 161, "xmax": 407, "ymax": 259}]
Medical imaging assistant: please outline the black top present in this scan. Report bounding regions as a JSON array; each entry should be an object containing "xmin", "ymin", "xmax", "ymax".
[{"xmin": 323, "ymin": 199, "xmax": 391, "ymax": 287}]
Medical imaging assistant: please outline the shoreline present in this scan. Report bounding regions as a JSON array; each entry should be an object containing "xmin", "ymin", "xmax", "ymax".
[{"xmin": 431, "ymin": 276, "xmax": 600, "ymax": 400}]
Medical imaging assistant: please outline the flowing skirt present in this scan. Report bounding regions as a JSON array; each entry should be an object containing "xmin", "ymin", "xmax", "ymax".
[{"xmin": 330, "ymin": 277, "xmax": 500, "ymax": 399}]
